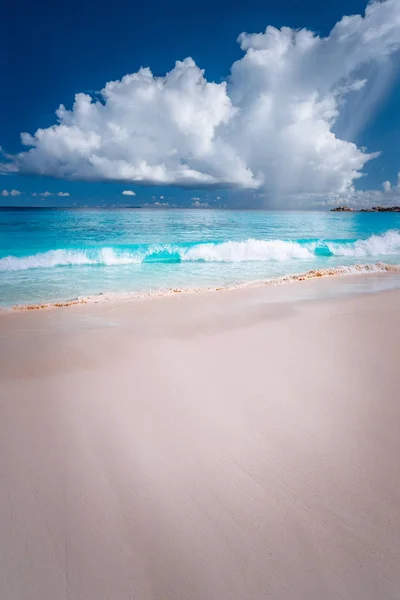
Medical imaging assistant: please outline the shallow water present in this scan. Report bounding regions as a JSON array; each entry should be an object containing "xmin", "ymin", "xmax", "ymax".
[{"xmin": 1, "ymin": 208, "xmax": 400, "ymax": 307}]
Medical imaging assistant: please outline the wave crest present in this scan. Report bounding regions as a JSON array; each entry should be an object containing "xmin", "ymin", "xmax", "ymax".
[
  {"xmin": 1, "ymin": 230, "xmax": 399, "ymax": 271},
  {"xmin": 183, "ymin": 239, "xmax": 312, "ymax": 262},
  {"xmin": 327, "ymin": 230, "xmax": 400, "ymax": 257}
]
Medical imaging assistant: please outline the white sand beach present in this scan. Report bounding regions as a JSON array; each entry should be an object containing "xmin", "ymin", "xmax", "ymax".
[{"xmin": 1, "ymin": 281, "xmax": 400, "ymax": 600}]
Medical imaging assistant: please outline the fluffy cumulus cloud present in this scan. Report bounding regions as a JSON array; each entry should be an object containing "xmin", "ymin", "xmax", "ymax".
[
  {"xmin": 1, "ymin": 189, "xmax": 21, "ymax": 196},
  {"xmin": 383, "ymin": 180, "xmax": 392, "ymax": 192},
  {"xmin": 4, "ymin": 0, "xmax": 400, "ymax": 205},
  {"xmin": 122, "ymin": 190, "xmax": 136, "ymax": 195},
  {"xmin": 304, "ymin": 172, "xmax": 400, "ymax": 209}
]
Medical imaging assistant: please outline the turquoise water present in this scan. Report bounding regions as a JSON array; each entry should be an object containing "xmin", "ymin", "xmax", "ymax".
[{"xmin": 1, "ymin": 208, "xmax": 400, "ymax": 307}]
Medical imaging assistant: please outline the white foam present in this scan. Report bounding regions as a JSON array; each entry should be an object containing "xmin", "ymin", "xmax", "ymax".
[
  {"xmin": 10, "ymin": 262, "xmax": 399, "ymax": 311},
  {"xmin": 1, "ymin": 230, "xmax": 400, "ymax": 271},
  {"xmin": 182, "ymin": 239, "xmax": 313, "ymax": 262},
  {"xmin": 0, "ymin": 249, "xmax": 94, "ymax": 271},
  {"xmin": 99, "ymin": 247, "xmax": 143, "ymax": 265},
  {"xmin": 327, "ymin": 230, "xmax": 400, "ymax": 257},
  {"xmin": 0, "ymin": 240, "xmax": 313, "ymax": 271}
]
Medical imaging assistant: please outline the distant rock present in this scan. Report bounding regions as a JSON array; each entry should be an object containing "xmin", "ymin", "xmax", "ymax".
[
  {"xmin": 331, "ymin": 205, "xmax": 400, "ymax": 212},
  {"xmin": 359, "ymin": 206, "xmax": 400, "ymax": 212},
  {"xmin": 330, "ymin": 206, "xmax": 354, "ymax": 212}
]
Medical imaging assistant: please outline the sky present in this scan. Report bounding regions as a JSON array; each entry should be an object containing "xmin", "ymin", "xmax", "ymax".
[{"xmin": 1, "ymin": 0, "xmax": 400, "ymax": 208}]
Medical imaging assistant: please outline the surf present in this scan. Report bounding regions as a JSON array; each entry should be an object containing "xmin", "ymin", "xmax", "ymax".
[{"xmin": 1, "ymin": 230, "xmax": 399, "ymax": 271}]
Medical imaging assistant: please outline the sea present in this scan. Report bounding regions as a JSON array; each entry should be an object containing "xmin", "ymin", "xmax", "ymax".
[{"xmin": 1, "ymin": 208, "xmax": 400, "ymax": 308}]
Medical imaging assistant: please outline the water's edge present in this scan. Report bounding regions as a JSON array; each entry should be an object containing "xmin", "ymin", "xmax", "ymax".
[{"xmin": 6, "ymin": 262, "xmax": 399, "ymax": 312}]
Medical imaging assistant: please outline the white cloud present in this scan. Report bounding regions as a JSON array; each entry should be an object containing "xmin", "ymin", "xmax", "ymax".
[
  {"xmin": 380, "ymin": 172, "xmax": 400, "ymax": 194},
  {"xmin": 335, "ymin": 188, "xmax": 400, "ymax": 208},
  {"xmin": 191, "ymin": 199, "xmax": 209, "ymax": 208},
  {"xmin": 5, "ymin": 0, "xmax": 400, "ymax": 205},
  {"xmin": 160, "ymin": 195, "xmax": 164, "ymax": 199},
  {"xmin": 308, "ymin": 171, "xmax": 400, "ymax": 209},
  {"xmin": 0, "ymin": 163, "xmax": 17, "ymax": 174},
  {"xmin": 383, "ymin": 180, "xmax": 392, "ymax": 192},
  {"xmin": 1, "ymin": 189, "xmax": 21, "ymax": 196},
  {"xmin": 144, "ymin": 201, "xmax": 169, "ymax": 207},
  {"xmin": 122, "ymin": 190, "xmax": 136, "ymax": 195},
  {"xmin": 57, "ymin": 191, "xmax": 70, "ymax": 197},
  {"xmin": 40, "ymin": 191, "xmax": 53, "ymax": 197}
]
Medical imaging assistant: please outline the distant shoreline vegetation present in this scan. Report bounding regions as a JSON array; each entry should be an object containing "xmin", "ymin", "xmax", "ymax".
[{"xmin": 331, "ymin": 206, "xmax": 400, "ymax": 213}]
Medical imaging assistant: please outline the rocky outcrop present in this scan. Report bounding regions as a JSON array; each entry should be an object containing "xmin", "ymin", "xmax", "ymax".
[
  {"xmin": 331, "ymin": 205, "xmax": 400, "ymax": 212},
  {"xmin": 359, "ymin": 206, "xmax": 400, "ymax": 212},
  {"xmin": 330, "ymin": 206, "xmax": 354, "ymax": 212}
]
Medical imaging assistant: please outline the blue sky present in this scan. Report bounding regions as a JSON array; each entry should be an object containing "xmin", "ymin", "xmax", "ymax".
[{"xmin": 1, "ymin": 0, "xmax": 400, "ymax": 207}]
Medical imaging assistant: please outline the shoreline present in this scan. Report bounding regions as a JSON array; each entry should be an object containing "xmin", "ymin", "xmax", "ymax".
[{"xmin": 3, "ymin": 261, "xmax": 399, "ymax": 312}]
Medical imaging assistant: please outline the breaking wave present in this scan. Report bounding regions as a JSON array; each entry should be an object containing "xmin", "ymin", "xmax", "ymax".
[
  {"xmin": 183, "ymin": 239, "xmax": 312, "ymax": 261},
  {"xmin": 326, "ymin": 230, "xmax": 400, "ymax": 257},
  {"xmin": 1, "ymin": 230, "xmax": 400, "ymax": 271}
]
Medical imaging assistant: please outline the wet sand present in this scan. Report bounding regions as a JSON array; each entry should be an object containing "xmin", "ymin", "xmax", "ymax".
[{"xmin": 1, "ymin": 282, "xmax": 400, "ymax": 600}]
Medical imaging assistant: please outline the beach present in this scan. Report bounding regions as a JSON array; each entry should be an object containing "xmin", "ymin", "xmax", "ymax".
[{"xmin": 1, "ymin": 279, "xmax": 400, "ymax": 600}]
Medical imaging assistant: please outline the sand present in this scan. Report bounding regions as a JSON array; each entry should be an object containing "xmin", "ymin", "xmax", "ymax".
[{"xmin": 1, "ymin": 281, "xmax": 400, "ymax": 600}]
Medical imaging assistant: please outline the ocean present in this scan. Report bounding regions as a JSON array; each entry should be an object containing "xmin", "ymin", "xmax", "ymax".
[{"xmin": 1, "ymin": 208, "xmax": 400, "ymax": 308}]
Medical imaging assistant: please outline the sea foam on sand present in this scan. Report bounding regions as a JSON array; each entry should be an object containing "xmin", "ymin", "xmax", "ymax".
[{"xmin": 9, "ymin": 261, "xmax": 399, "ymax": 311}]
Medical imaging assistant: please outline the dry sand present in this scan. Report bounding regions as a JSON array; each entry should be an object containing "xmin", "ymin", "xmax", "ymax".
[{"xmin": 1, "ymin": 281, "xmax": 400, "ymax": 600}]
